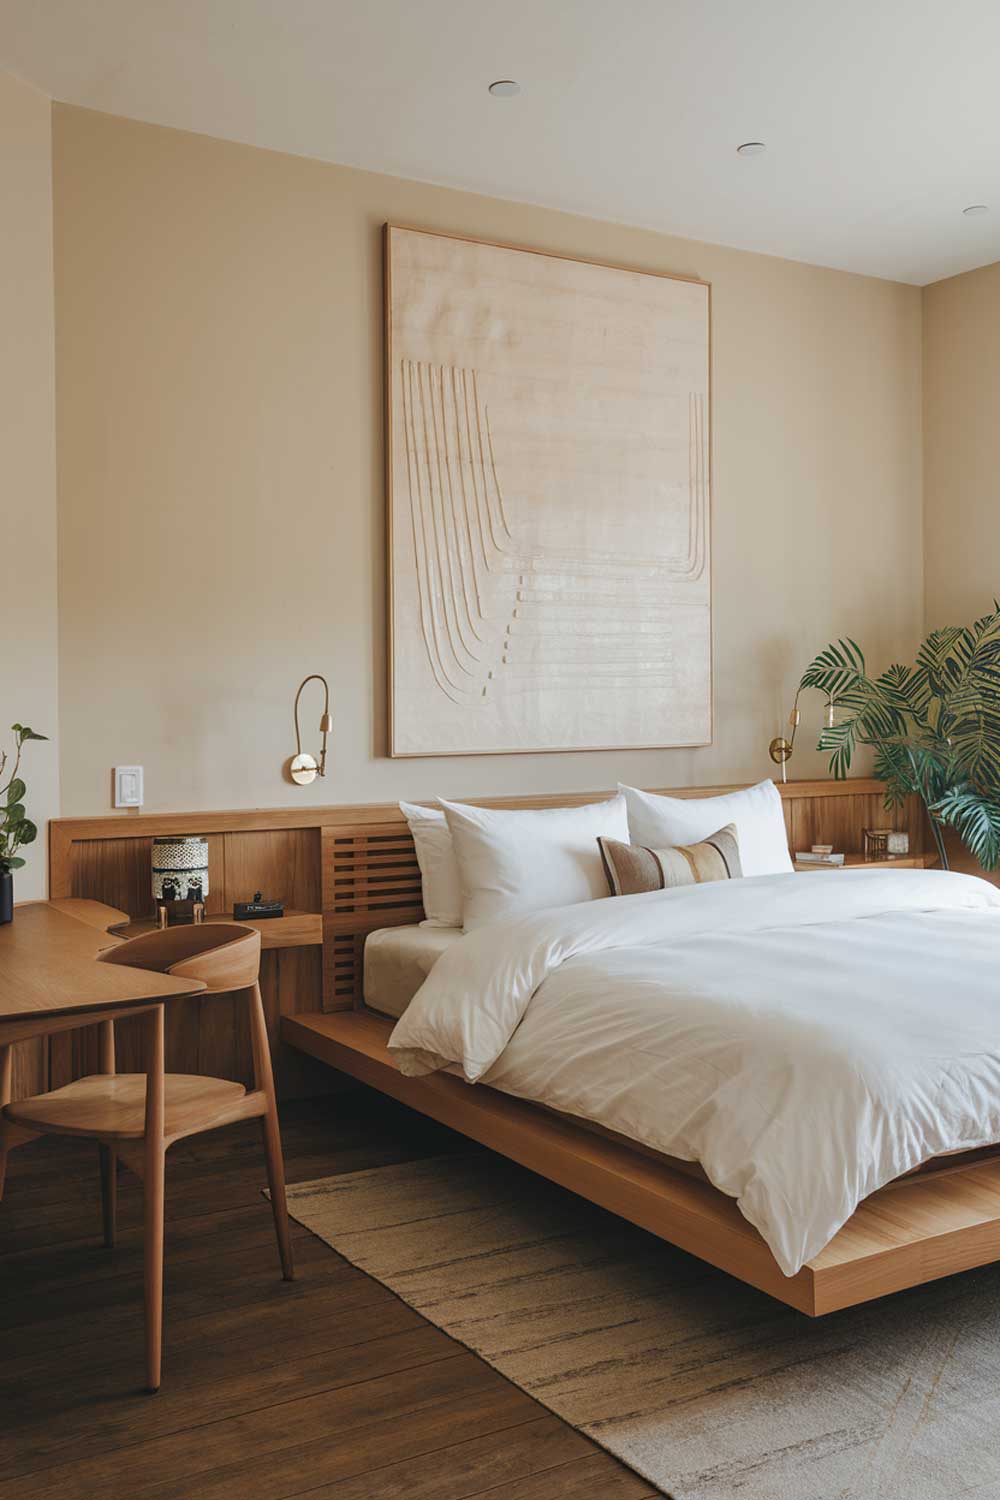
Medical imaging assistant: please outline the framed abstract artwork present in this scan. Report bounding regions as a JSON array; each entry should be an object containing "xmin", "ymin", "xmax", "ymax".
[{"xmin": 385, "ymin": 224, "xmax": 712, "ymax": 757}]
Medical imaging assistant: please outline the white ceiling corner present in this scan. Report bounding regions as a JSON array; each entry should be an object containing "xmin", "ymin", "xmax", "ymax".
[{"xmin": 2, "ymin": 0, "xmax": 1000, "ymax": 284}]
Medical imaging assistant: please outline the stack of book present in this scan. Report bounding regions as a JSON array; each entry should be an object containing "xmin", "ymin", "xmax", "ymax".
[{"xmin": 794, "ymin": 845, "xmax": 845, "ymax": 868}]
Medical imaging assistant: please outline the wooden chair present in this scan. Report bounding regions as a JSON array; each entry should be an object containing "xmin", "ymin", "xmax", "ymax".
[{"xmin": 2, "ymin": 922, "xmax": 293, "ymax": 1391}]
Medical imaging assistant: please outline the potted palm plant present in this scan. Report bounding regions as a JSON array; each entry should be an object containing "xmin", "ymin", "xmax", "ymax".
[
  {"xmin": 793, "ymin": 604, "xmax": 1000, "ymax": 871},
  {"xmin": 0, "ymin": 723, "xmax": 47, "ymax": 922}
]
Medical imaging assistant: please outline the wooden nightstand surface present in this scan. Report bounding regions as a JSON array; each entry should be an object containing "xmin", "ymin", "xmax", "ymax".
[{"xmin": 794, "ymin": 853, "xmax": 938, "ymax": 872}]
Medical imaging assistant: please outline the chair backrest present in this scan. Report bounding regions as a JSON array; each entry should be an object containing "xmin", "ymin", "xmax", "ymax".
[{"xmin": 98, "ymin": 923, "xmax": 261, "ymax": 995}]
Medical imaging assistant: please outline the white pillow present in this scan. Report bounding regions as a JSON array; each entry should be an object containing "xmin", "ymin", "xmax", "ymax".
[
  {"xmin": 399, "ymin": 801, "xmax": 463, "ymax": 928},
  {"xmin": 618, "ymin": 780, "xmax": 793, "ymax": 878},
  {"xmin": 439, "ymin": 795, "xmax": 630, "ymax": 932}
]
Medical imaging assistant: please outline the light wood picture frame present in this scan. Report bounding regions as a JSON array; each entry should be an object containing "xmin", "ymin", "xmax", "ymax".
[{"xmin": 385, "ymin": 224, "xmax": 712, "ymax": 757}]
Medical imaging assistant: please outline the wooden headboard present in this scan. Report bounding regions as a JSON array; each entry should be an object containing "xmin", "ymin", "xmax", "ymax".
[
  {"xmin": 51, "ymin": 778, "xmax": 923, "ymax": 1010},
  {"xmin": 42, "ymin": 779, "xmax": 919, "ymax": 1101}
]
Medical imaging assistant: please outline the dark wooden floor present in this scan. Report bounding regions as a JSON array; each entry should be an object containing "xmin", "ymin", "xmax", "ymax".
[{"xmin": 0, "ymin": 1089, "xmax": 658, "ymax": 1500}]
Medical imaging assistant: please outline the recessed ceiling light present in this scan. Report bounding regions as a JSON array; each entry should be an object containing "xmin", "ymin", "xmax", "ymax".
[
  {"xmin": 737, "ymin": 141, "xmax": 766, "ymax": 157},
  {"xmin": 963, "ymin": 204, "xmax": 989, "ymax": 216},
  {"xmin": 489, "ymin": 80, "xmax": 521, "ymax": 98}
]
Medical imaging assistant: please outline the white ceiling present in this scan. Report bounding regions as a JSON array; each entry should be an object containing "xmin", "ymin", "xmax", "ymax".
[{"xmin": 3, "ymin": 0, "xmax": 1000, "ymax": 285}]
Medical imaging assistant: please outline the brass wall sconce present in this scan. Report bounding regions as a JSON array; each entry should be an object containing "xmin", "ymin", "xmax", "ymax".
[
  {"xmin": 289, "ymin": 674, "xmax": 333, "ymax": 786},
  {"xmin": 769, "ymin": 690, "xmax": 835, "ymax": 782}
]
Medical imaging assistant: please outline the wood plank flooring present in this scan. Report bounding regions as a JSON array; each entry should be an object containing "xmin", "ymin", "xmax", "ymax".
[{"xmin": 0, "ymin": 1091, "xmax": 658, "ymax": 1499}]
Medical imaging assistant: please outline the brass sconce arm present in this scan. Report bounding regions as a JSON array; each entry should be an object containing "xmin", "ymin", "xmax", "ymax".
[
  {"xmin": 769, "ymin": 686, "xmax": 836, "ymax": 782},
  {"xmin": 290, "ymin": 674, "xmax": 333, "ymax": 785}
]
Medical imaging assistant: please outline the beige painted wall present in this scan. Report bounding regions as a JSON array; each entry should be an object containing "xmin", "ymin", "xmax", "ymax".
[
  {"xmin": 0, "ymin": 71, "xmax": 58, "ymax": 896},
  {"xmin": 53, "ymin": 105, "xmax": 924, "ymax": 816},
  {"xmin": 923, "ymin": 260, "xmax": 1000, "ymax": 629}
]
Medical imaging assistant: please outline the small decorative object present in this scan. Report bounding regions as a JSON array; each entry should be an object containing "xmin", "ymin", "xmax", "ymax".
[
  {"xmin": 776, "ymin": 604, "xmax": 1000, "ymax": 871},
  {"xmin": 288, "ymin": 674, "xmax": 332, "ymax": 785},
  {"xmin": 0, "ymin": 721, "xmax": 47, "ymax": 924},
  {"xmin": 887, "ymin": 831, "xmax": 910, "ymax": 857},
  {"xmin": 234, "ymin": 892, "xmax": 284, "ymax": 920},
  {"xmin": 152, "ymin": 835, "xmax": 209, "ymax": 925},
  {"xmin": 811, "ymin": 844, "xmax": 833, "ymax": 856},
  {"xmin": 795, "ymin": 850, "xmax": 845, "ymax": 866},
  {"xmin": 863, "ymin": 828, "xmax": 891, "ymax": 861}
]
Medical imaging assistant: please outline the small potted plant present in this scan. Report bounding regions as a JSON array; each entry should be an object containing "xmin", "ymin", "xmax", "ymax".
[{"xmin": 0, "ymin": 723, "xmax": 47, "ymax": 923}]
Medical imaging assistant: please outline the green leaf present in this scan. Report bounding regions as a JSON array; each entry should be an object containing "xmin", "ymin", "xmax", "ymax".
[
  {"xmin": 17, "ymin": 728, "xmax": 47, "ymax": 742},
  {"xmin": 1, "ymin": 856, "xmax": 25, "ymax": 870},
  {"xmin": 931, "ymin": 784, "xmax": 1000, "ymax": 870},
  {"xmin": 5, "ymin": 778, "xmax": 25, "ymax": 805},
  {"xmin": 17, "ymin": 819, "xmax": 37, "ymax": 845}
]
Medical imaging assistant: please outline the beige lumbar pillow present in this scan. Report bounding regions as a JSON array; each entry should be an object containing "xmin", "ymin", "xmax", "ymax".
[{"xmin": 598, "ymin": 824, "xmax": 742, "ymax": 897}]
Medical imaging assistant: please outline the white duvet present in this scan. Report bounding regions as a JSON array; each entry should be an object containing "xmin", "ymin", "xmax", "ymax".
[{"xmin": 388, "ymin": 869, "xmax": 1000, "ymax": 1275}]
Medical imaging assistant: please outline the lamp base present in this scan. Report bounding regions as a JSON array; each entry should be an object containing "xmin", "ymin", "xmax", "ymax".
[{"xmin": 289, "ymin": 752, "xmax": 319, "ymax": 786}]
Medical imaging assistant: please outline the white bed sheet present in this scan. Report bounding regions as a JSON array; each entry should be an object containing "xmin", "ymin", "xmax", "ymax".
[
  {"xmin": 363, "ymin": 925, "xmax": 463, "ymax": 1018},
  {"xmin": 388, "ymin": 869, "xmax": 1000, "ymax": 1275}
]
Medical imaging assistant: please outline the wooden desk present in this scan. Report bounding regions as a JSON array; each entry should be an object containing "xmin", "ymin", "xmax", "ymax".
[
  {"xmin": 0, "ymin": 901, "xmax": 206, "ymax": 1169},
  {"xmin": 0, "ymin": 902, "xmax": 206, "ymax": 1040}
]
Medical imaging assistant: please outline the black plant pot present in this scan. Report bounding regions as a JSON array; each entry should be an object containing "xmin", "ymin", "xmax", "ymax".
[{"xmin": 0, "ymin": 871, "xmax": 12, "ymax": 924}]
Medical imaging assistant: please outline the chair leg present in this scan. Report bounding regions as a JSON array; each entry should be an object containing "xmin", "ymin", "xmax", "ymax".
[
  {"xmin": 99, "ymin": 1144, "xmax": 117, "ymax": 1248},
  {"xmin": 0, "ymin": 1044, "xmax": 10, "ymax": 1204},
  {"xmin": 144, "ymin": 1144, "xmax": 165, "ymax": 1392},
  {"xmin": 260, "ymin": 1106, "xmax": 294, "ymax": 1281},
  {"xmin": 143, "ymin": 1006, "xmax": 166, "ymax": 1394},
  {"xmin": 247, "ymin": 982, "xmax": 294, "ymax": 1281},
  {"xmin": 98, "ymin": 1019, "xmax": 117, "ymax": 1246}
]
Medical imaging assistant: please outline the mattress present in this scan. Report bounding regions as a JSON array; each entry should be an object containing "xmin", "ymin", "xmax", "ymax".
[{"xmin": 363, "ymin": 924, "xmax": 463, "ymax": 1018}]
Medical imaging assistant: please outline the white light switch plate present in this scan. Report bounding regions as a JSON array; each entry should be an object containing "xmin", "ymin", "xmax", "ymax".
[{"xmin": 114, "ymin": 765, "xmax": 144, "ymax": 808}]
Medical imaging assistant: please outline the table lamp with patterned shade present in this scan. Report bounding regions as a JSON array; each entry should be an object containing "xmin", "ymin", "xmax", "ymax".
[{"xmin": 152, "ymin": 835, "xmax": 209, "ymax": 925}]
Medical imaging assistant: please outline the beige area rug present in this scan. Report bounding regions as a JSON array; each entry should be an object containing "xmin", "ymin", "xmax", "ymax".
[{"xmin": 285, "ymin": 1152, "xmax": 1000, "ymax": 1499}]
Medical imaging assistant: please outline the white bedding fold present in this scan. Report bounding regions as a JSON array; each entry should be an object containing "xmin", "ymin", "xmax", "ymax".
[{"xmin": 388, "ymin": 869, "xmax": 1000, "ymax": 1274}]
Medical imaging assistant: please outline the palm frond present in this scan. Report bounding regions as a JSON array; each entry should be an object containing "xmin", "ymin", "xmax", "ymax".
[
  {"xmin": 871, "ymin": 741, "xmax": 916, "ymax": 807},
  {"xmin": 922, "ymin": 606, "xmax": 1000, "ymax": 741},
  {"xmin": 931, "ymin": 784, "xmax": 1000, "ymax": 870},
  {"xmin": 948, "ymin": 707, "xmax": 1000, "ymax": 790}
]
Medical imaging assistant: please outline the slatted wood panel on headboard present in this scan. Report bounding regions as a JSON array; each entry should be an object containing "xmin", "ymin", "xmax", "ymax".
[{"xmin": 321, "ymin": 824, "xmax": 424, "ymax": 1007}]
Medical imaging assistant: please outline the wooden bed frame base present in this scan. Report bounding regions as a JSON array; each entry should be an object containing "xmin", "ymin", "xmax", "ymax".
[{"xmin": 283, "ymin": 1008, "xmax": 1000, "ymax": 1317}]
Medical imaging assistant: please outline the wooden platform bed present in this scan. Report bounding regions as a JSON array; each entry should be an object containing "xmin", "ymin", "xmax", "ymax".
[
  {"xmin": 277, "ymin": 780, "xmax": 1000, "ymax": 1318},
  {"xmin": 48, "ymin": 780, "xmax": 1000, "ymax": 1318}
]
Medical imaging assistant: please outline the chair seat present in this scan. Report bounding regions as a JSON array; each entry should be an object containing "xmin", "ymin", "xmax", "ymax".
[{"xmin": 4, "ymin": 1073, "xmax": 247, "ymax": 1142}]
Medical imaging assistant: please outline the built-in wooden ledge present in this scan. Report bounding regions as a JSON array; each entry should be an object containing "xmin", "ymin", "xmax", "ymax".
[
  {"xmin": 282, "ymin": 1008, "xmax": 1000, "ymax": 1317},
  {"xmin": 112, "ymin": 908, "xmax": 322, "ymax": 950}
]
